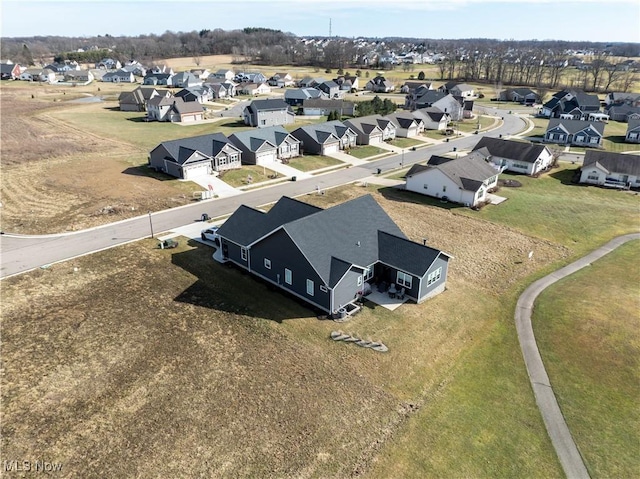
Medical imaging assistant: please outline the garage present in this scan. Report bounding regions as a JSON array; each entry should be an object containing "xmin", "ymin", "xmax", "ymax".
[
  {"xmin": 183, "ymin": 162, "xmax": 211, "ymax": 179},
  {"xmin": 255, "ymin": 150, "xmax": 277, "ymax": 165},
  {"xmin": 322, "ymin": 143, "xmax": 339, "ymax": 155}
]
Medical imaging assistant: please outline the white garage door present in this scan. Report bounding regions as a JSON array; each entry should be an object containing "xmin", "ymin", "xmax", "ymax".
[
  {"xmin": 323, "ymin": 143, "xmax": 339, "ymax": 155},
  {"xmin": 368, "ymin": 135, "xmax": 382, "ymax": 144},
  {"xmin": 256, "ymin": 151, "xmax": 276, "ymax": 165},
  {"xmin": 183, "ymin": 163, "xmax": 210, "ymax": 179}
]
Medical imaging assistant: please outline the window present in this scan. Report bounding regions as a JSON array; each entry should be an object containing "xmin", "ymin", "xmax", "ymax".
[
  {"xmin": 423, "ymin": 184, "xmax": 428, "ymax": 190},
  {"xmin": 264, "ymin": 258, "xmax": 271, "ymax": 269},
  {"xmin": 241, "ymin": 248, "xmax": 247, "ymax": 261},
  {"xmin": 284, "ymin": 268, "xmax": 292, "ymax": 285},
  {"xmin": 320, "ymin": 285, "xmax": 328, "ymax": 293},
  {"xmin": 590, "ymin": 137, "xmax": 599, "ymax": 144},
  {"xmin": 397, "ymin": 271, "xmax": 413, "ymax": 289},
  {"xmin": 442, "ymin": 185, "xmax": 447, "ymax": 192},
  {"xmin": 630, "ymin": 132, "xmax": 638, "ymax": 139},
  {"xmin": 428, "ymin": 267, "xmax": 442, "ymax": 286},
  {"xmin": 364, "ymin": 267, "xmax": 374, "ymax": 281},
  {"xmin": 587, "ymin": 174, "xmax": 599, "ymax": 181},
  {"xmin": 357, "ymin": 276, "xmax": 363, "ymax": 286},
  {"xmin": 576, "ymin": 135, "xmax": 585, "ymax": 143},
  {"xmin": 306, "ymin": 279, "xmax": 314, "ymax": 296}
]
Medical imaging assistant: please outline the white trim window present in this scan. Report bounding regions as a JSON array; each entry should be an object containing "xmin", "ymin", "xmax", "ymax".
[
  {"xmin": 363, "ymin": 267, "xmax": 374, "ymax": 282},
  {"xmin": 284, "ymin": 268, "xmax": 292, "ymax": 285},
  {"xmin": 241, "ymin": 247, "xmax": 248, "ymax": 261},
  {"xmin": 319, "ymin": 285, "xmax": 328, "ymax": 293},
  {"xmin": 427, "ymin": 267, "xmax": 442, "ymax": 286},
  {"xmin": 264, "ymin": 258, "xmax": 271, "ymax": 269},
  {"xmin": 357, "ymin": 276, "xmax": 363, "ymax": 286},
  {"xmin": 397, "ymin": 271, "xmax": 413, "ymax": 289},
  {"xmin": 306, "ymin": 279, "xmax": 314, "ymax": 296}
]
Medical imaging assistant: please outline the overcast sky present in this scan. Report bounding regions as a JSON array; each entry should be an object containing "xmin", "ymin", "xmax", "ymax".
[{"xmin": 2, "ymin": 0, "xmax": 640, "ymax": 43}]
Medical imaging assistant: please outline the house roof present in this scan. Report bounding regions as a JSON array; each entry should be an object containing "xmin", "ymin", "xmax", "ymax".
[
  {"xmin": 472, "ymin": 137, "xmax": 550, "ymax": 164},
  {"xmin": 291, "ymin": 125, "xmax": 340, "ymax": 145},
  {"xmin": 412, "ymin": 107, "xmax": 447, "ymax": 123},
  {"xmin": 246, "ymin": 98, "xmax": 292, "ymax": 113},
  {"xmin": 170, "ymin": 97, "xmax": 205, "ymax": 115},
  {"xmin": 229, "ymin": 126, "xmax": 297, "ymax": 151},
  {"xmin": 582, "ymin": 150, "xmax": 640, "ymax": 176},
  {"xmin": 285, "ymin": 88, "xmax": 322, "ymax": 101},
  {"xmin": 384, "ymin": 112, "xmax": 420, "ymax": 129},
  {"xmin": 302, "ymin": 98, "xmax": 354, "ymax": 109},
  {"xmin": 628, "ymin": 118, "xmax": 640, "ymax": 131},
  {"xmin": 407, "ymin": 151, "xmax": 498, "ymax": 192},
  {"xmin": 546, "ymin": 118, "xmax": 606, "ymax": 135},
  {"xmin": 311, "ymin": 120, "xmax": 357, "ymax": 139},
  {"xmin": 154, "ymin": 133, "xmax": 238, "ymax": 165},
  {"xmin": 415, "ymin": 90, "xmax": 447, "ymax": 105}
]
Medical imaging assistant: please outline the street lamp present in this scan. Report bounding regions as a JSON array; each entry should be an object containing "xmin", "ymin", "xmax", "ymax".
[{"xmin": 148, "ymin": 211, "xmax": 154, "ymax": 239}]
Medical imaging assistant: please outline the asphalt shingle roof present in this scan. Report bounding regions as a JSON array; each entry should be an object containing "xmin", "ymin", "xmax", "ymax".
[
  {"xmin": 582, "ymin": 150, "xmax": 640, "ymax": 176},
  {"xmin": 472, "ymin": 137, "xmax": 549, "ymax": 164}
]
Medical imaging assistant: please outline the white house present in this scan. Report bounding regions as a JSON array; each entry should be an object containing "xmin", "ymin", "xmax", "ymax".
[
  {"xmin": 579, "ymin": 150, "xmax": 640, "ymax": 189},
  {"xmin": 405, "ymin": 151, "xmax": 500, "ymax": 206},
  {"xmin": 471, "ymin": 137, "xmax": 554, "ymax": 176}
]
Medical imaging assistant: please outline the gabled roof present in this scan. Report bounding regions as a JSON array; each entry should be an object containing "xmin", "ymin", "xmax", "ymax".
[
  {"xmin": 407, "ymin": 151, "xmax": 498, "ymax": 192},
  {"xmin": 546, "ymin": 118, "xmax": 605, "ymax": 135},
  {"xmin": 285, "ymin": 88, "xmax": 322, "ymax": 101},
  {"xmin": 312, "ymin": 120, "xmax": 357, "ymax": 139},
  {"xmin": 303, "ymin": 99, "xmax": 354, "ymax": 109},
  {"xmin": 412, "ymin": 107, "xmax": 447, "ymax": 123},
  {"xmin": 246, "ymin": 98, "xmax": 292, "ymax": 113},
  {"xmin": 472, "ymin": 137, "xmax": 549, "ymax": 164},
  {"xmin": 291, "ymin": 125, "xmax": 340, "ymax": 145},
  {"xmin": 229, "ymin": 126, "xmax": 297, "ymax": 151},
  {"xmin": 170, "ymin": 98, "xmax": 205, "ymax": 115},
  {"xmin": 582, "ymin": 150, "xmax": 640, "ymax": 176},
  {"xmin": 415, "ymin": 90, "xmax": 447, "ymax": 105},
  {"xmin": 384, "ymin": 112, "xmax": 420, "ymax": 129},
  {"xmin": 154, "ymin": 133, "xmax": 239, "ymax": 165},
  {"xmin": 628, "ymin": 118, "xmax": 640, "ymax": 131}
]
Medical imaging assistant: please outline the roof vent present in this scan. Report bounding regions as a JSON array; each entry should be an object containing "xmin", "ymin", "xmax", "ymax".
[{"xmin": 356, "ymin": 241, "xmax": 361, "ymax": 247}]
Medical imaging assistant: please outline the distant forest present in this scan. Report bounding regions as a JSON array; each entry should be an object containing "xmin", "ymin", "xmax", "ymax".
[{"xmin": 2, "ymin": 28, "xmax": 639, "ymax": 92}]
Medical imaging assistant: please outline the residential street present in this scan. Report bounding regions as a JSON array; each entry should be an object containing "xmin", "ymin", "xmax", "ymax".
[{"xmin": 0, "ymin": 109, "xmax": 524, "ymax": 278}]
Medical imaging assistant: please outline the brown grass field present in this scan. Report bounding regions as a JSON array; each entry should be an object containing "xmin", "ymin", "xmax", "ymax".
[{"xmin": 1, "ymin": 185, "xmax": 570, "ymax": 478}]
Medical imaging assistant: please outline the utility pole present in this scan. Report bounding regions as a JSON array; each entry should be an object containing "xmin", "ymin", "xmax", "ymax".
[
  {"xmin": 148, "ymin": 211, "xmax": 154, "ymax": 239},
  {"xmin": 329, "ymin": 18, "xmax": 332, "ymax": 37}
]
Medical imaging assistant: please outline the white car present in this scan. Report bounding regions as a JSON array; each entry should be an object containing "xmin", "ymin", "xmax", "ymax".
[{"xmin": 201, "ymin": 226, "xmax": 220, "ymax": 245}]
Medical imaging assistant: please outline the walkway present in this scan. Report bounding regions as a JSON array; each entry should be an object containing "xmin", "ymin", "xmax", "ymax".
[
  {"xmin": 515, "ymin": 233, "xmax": 640, "ymax": 479},
  {"xmin": 266, "ymin": 161, "xmax": 313, "ymax": 180},
  {"xmin": 189, "ymin": 174, "xmax": 242, "ymax": 198}
]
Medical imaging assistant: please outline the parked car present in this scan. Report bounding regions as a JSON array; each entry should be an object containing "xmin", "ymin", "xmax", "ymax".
[{"xmin": 201, "ymin": 226, "xmax": 220, "ymax": 245}]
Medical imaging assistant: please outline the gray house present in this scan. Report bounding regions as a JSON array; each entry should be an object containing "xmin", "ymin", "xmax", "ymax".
[
  {"xmin": 498, "ymin": 88, "xmax": 540, "ymax": 105},
  {"xmin": 544, "ymin": 118, "xmax": 605, "ymax": 147},
  {"xmin": 284, "ymin": 87, "xmax": 323, "ymax": 107},
  {"xmin": 302, "ymin": 99, "xmax": 356, "ymax": 117},
  {"xmin": 384, "ymin": 112, "xmax": 424, "ymax": 138},
  {"xmin": 315, "ymin": 80, "xmax": 342, "ymax": 99},
  {"xmin": 214, "ymin": 195, "xmax": 451, "ymax": 315},
  {"xmin": 243, "ymin": 99, "xmax": 295, "ymax": 128},
  {"xmin": 229, "ymin": 126, "xmax": 301, "ymax": 164},
  {"xmin": 149, "ymin": 133, "xmax": 242, "ymax": 179},
  {"xmin": 472, "ymin": 137, "xmax": 554, "ymax": 176},
  {"xmin": 625, "ymin": 118, "xmax": 640, "ymax": 143},
  {"xmin": 345, "ymin": 115, "xmax": 397, "ymax": 144},
  {"xmin": 291, "ymin": 125, "xmax": 341, "ymax": 155}
]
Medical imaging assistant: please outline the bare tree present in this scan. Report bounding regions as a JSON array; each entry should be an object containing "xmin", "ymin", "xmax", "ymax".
[
  {"xmin": 589, "ymin": 53, "xmax": 608, "ymax": 91},
  {"xmin": 193, "ymin": 55, "xmax": 202, "ymax": 67}
]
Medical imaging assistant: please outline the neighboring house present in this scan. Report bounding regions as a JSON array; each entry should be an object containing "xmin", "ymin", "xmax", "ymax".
[
  {"xmin": 384, "ymin": 112, "xmax": 424, "ymax": 138},
  {"xmin": 540, "ymin": 89, "xmax": 600, "ymax": 119},
  {"xmin": 411, "ymin": 89, "xmax": 447, "ymax": 110},
  {"xmin": 579, "ymin": 150, "xmax": 640, "ymax": 188},
  {"xmin": 143, "ymin": 72, "xmax": 174, "ymax": 86},
  {"xmin": 118, "ymin": 86, "xmax": 170, "ymax": 111},
  {"xmin": 333, "ymin": 74, "xmax": 359, "ymax": 91},
  {"xmin": 412, "ymin": 107, "xmax": 450, "ymax": 131},
  {"xmin": 344, "ymin": 115, "xmax": 396, "ymax": 144},
  {"xmin": 439, "ymin": 82, "xmax": 474, "ymax": 98},
  {"xmin": 20, "ymin": 68, "xmax": 56, "ymax": 83},
  {"xmin": 604, "ymin": 91, "xmax": 640, "ymax": 107},
  {"xmin": 207, "ymin": 82, "xmax": 228, "ymax": 99},
  {"xmin": 284, "ymin": 87, "xmax": 323, "ymax": 107},
  {"xmin": 190, "ymin": 68, "xmax": 211, "ymax": 80},
  {"xmin": 243, "ymin": 99, "xmax": 295, "ymax": 128},
  {"xmin": 0, "ymin": 62, "xmax": 21, "ymax": 80},
  {"xmin": 401, "ymin": 81, "xmax": 434, "ymax": 94},
  {"xmin": 606, "ymin": 104, "xmax": 640, "ymax": 122},
  {"xmin": 302, "ymin": 99, "xmax": 356, "ymax": 117},
  {"xmin": 235, "ymin": 72, "xmax": 267, "ymax": 84},
  {"xmin": 430, "ymin": 94, "xmax": 464, "ymax": 121},
  {"xmin": 123, "ymin": 61, "xmax": 147, "ymax": 77},
  {"xmin": 268, "ymin": 72, "xmax": 294, "ymax": 88},
  {"xmin": 147, "ymin": 96, "xmax": 204, "ymax": 123},
  {"xmin": 544, "ymin": 118, "xmax": 605, "ymax": 147},
  {"xmin": 229, "ymin": 126, "xmax": 301, "ymax": 164},
  {"xmin": 45, "ymin": 62, "xmax": 79, "ymax": 73},
  {"xmin": 175, "ymin": 87, "xmax": 210, "ymax": 104},
  {"xmin": 102, "ymin": 69, "xmax": 135, "ymax": 83},
  {"xmin": 172, "ymin": 71, "xmax": 201, "ymax": 88},
  {"xmin": 463, "ymin": 100, "xmax": 474, "ymax": 119},
  {"xmin": 212, "ymin": 69, "xmax": 235, "ymax": 81},
  {"xmin": 291, "ymin": 125, "xmax": 342, "ymax": 155},
  {"xmin": 298, "ymin": 76, "xmax": 325, "ymax": 88},
  {"xmin": 150, "ymin": 65, "xmax": 174, "ymax": 75},
  {"xmin": 625, "ymin": 118, "xmax": 640, "ymax": 143},
  {"xmin": 63, "ymin": 70, "xmax": 94, "ymax": 83},
  {"xmin": 315, "ymin": 80, "xmax": 342, "ymax": 99},
  {"xmin": 307, "ymin": 120, "xmax": 358, "ymax": 150},
  {"xmin": 96, "ymin": 58, "xmax": 121, "ymax": 70},
  {"xmin": 498, "ymin": 88, "xmax": 540, "ymax": 105},
  {"xmin": 149, "ymin": 132, "xmax": 242, "ymax": 178},
  {"xmin": 214, "ymin": 194, "xmax": 452, "ymax": 315},
  {"xmin": 237, "ymin": 82, "xmax": 271, "ymax": 96},
  {"xmin": 366, "ymin": 75, "xmax": 395, "ymax": 93},
  {"xmin": 471, "ymin": 137, "xmax": 554, "ymax": 175},
  {"xmin": 405, "ymin": 151, "xmax": 500, "ymax": 206}
]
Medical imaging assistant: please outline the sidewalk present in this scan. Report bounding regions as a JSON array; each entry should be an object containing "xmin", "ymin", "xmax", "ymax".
[{"xmin": 267, "ymin": 161, "xmax": 313, "ymax": 180}]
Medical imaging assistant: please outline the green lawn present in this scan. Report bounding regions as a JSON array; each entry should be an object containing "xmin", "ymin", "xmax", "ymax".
[
  {"xmin": 388, "ymin": 137, "xmax": 424, "ymax": 149},
  {"xmin": 533, "ymin": 240, "xmax": 640, "ymax": 478},
  {"xmin": 460, "ymin": 165, "xmax": 640, "ymax": 256},
  {"xmin": 348, "ymin": 145, "xmax": 387, "ymax": 159},
  {"xmin": 217, "ymin": 165, "xmax": 281, "ymax": 187},
  {"xmin": 287, "ymin": 155, "xmax": 343, "ymax": 172},
  {"xmin": 456, "ymin": 115, "xmax": 497, "ymax": 133}
]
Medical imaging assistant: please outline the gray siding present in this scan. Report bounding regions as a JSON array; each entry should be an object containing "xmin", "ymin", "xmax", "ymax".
[
  {"xmin": 221, "ymin": 239, "xmax": 248, "ymax": 268},
  {"xmin": 249, "ymin": 230, "xmax": 330, "ymax": 312},
  {"xmin": 333, "ymin": 267, "xmax": 363, "ymax": 312},
  {"xmin": 291, "ymin": 130, "xmax": 322, "ymax": 155},
  {"xmin": 255, "ymin": 110, "xmax": 293, "ymax": 128},
  {"xmin": 418, "ymin": 255, "xmax": 449, "ymax": 302}
]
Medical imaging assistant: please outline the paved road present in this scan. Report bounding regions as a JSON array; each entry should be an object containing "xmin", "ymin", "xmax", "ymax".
[
  {"xmin": 0, "ymin": 109, "xmax": 524, "ymax": 278},
  {"xmin": 515, "ymin": 233, "xmax": 640, "ymax": 479}
]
